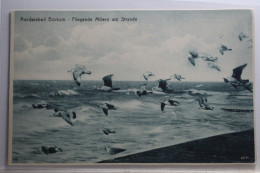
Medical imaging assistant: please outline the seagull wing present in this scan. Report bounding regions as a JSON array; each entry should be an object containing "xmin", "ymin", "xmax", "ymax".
[
  {"xmin": 231, "ymin": 84, "xmax": 238, "ymax": 89},
  {"xmin": 219, "ymin": 49, "xmax": 224, "ymax": 55},
  {"xmin": 103, "ymin": 129, "xmax": 109, "ymax": 135},
  {"xmin": 188, "ymin": 57, "xmax": 195, "ymax": 66},
  {"xmin": 168, "ymin": 100, "xmax": 180, "ymax": 106},
  {"xmin": 189, "ymin": 51, "xmax": 198, "ymax": 58},
  {"xmin": 158, "ymin": 80, "xmax": 167, "ymax": 91},
  {"xmin": 143, "ymin": 74, "xmax": 148, "ymax": 81},
  {"xmin": 103, "ymin": 74, "xmax": 113, "ymax": 87},
  {"xmin": 174, "ymin": 74, "xmax": 181, "ymax": 81},
  {"xmin": 221, "ymin": 45, "xmax": 227, "ymax": 50},
  {"xmin": 136, "ymin": 91, "xmax": 142, "ymax": 97},
  {"xmin": 72, "ymin": 70, "xmax": 83, "ymax": 86},
  {"xmin": 243, "ymin": 84, "xmax": 253, "ymax": 93},
  {"xmin": 161, "ymin": 102, "xmax": 166, "ymax": 112},
  {"xmin": 102, "ymin": 108, "xmax": 108, "ymax": 116},
  {"xmin": 232, "ymin": 64, "xmax": 247, "ymax": 81},
  {"xmin": 61, "ymin": 112, "xmax": 73, "ymax": 126},
  {"xmin": 198, "ymin": 98, "xmax": 204, "ymax": 108},
  {"xmin": 239, "ymin": 35, "xmax": 243, "ymax": 41},
  {"xmin": 106, "ymin": 103, "xmax": 116, "ymax": 109}
]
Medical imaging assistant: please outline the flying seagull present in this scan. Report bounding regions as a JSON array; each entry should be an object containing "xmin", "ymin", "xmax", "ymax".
[
  {"xmin": 68, "ymin": 65, "xmax": 91, "ymax": 86},
  {"xmin": 99, "ymin": 103, "xmax": 117, "ymax": 116},
  {"xmin": 188, "ymin": 90, "xmax": 209, "ymax": 100},
  {"xmin": 41, "ymin": 146, "xmax": 63, "ymax": 154},
  {"xmin": 136, "ymin": 84, "xmax": 153, "ymax": 97},
  {"xmin": 152, "ymin": 78, "xmax": 173, "ymax": 93},
  {"xmin": 143, "ymin": 71, "xmax": 155, "ymax": 81},
  {"xmin": 32, "ymin": 103, "xmax": 53, "ymax": 109},
  {"xmin": 161, "ymin": 99, "xmax": 180, "ymax": 112},
  {"xmin": 50, "ymin": 108, "xmax": 77, "ymax": 126},
  {"xmin": 224, "ymin": 63, "xmax": 252, "ymax": 92},
  {"xmin": 218, "ymin": 45, "xmax": 232, "ymax": 55},
  {"xmin": 187, "ymin": 51, "xmax": 199, "ymax": 66},
  {"xmin": 96, "ymin": 74, "xmax": 120, "ymax": 91},
  {"xmin": 207, "ymin": 62, "xmax": 221, "ymax": 71},
  {"xmin": 201, "ymin": 56, "xmax": 218, "ymax": 62},
  {"xmin": 105, "ymin": 146, "xmax": 126, "ymax": 155},
  {"xmin": 172, "ymin": 74, "xmax": 185, "ymax": 81},
  {"xmin": 239, "ymin": 32, "xmax": 249, "ymax": 41},
  {"xmin": 198, "ymin": 97, "xmax": 214, "ymax": 110},
  {"xmin": 103, "ymin": 128, "xmax": 116, "ymax": 135}
]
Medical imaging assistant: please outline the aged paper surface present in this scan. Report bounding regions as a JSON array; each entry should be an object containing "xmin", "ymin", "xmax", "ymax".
[{"xmin": 9, "ymin": 10, "xmax": 255, "ymax": 165}]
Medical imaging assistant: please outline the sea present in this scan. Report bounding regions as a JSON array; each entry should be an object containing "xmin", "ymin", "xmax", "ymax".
[{"xmin": 11, "ymin": 80, "xmax": 254, "ymax": 163}]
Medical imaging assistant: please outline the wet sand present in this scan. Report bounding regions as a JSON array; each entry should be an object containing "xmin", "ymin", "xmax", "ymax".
[{"xmin": 99, "ymin": 129, "xmax": 255, "ymax": 163}]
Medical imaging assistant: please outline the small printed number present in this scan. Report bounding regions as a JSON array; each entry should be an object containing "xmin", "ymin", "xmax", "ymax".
[{"xmin": 241, "ymin": 156, "xmax": 249, "ymax": 160}]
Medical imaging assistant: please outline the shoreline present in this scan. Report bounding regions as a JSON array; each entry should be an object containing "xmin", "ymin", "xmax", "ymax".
[{"xmin": 99, "ymin": 129, "xmax": 255, "ymax": 163}]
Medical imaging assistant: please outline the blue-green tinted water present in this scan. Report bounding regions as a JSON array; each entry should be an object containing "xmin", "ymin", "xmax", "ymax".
[{"xmin": 11, "ymin": 80, "xmax": 254, "ymax": 163}]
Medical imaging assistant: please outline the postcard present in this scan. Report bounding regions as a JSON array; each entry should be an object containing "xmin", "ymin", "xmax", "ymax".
[{"xmin": 9, "ymin": 10, "xmax": 255, "ymax": 165}]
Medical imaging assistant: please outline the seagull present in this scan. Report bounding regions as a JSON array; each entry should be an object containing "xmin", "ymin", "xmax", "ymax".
[
  {"xmin": 218, "ymin": 45, "xmax": 232, "ymax": 55},
  {"xmin": 152, "ymin": 78, "xmax": 173, "ymax": 93},
  {"xmin": 201, "ymin": 56, "xmax": 218, "ymax": 62},
  {"xmin": 198, "ymin": 97, "xmax": 214, "ymax": 110},
  {"xmin": 103, "ymin": 128, "xmax": 116, "ymax": 135},
  {"xmin": 136, "ymin": 84, "xmax": 153, "ymax": 97},
  {"xmin": 239, "ymin": 32, "xmax": 249, "ymax": 41},
  {"xmin": 172, "ymin": 74, "xmax": 185, "ymax": 81},
  {"xmin": 161, "ymin": 99, "xmax": 180, "ymax": 112},
  {"xmin": 223, "ymin": 63, "xmax": 253, "ymax": 92},
  {"xmin": 143, "ymin": 71, "xmax": 155, "ymax": 81},
  {"xmin": 50, "ymin": 108, "xmax": 77, "ymax": 126},
  {"xmin": 98, "ymin": 103, "xmax": 117, "ymax": 116},
  {"xmin": 207, "ymin": 62, "xmax": 221, "ymax": 71},
  {"xmin": 68, "ymin": 65, "xmax": 91, "ymax": 86},
  {"xmin": 188, "ymin": 90, "xmax": 209, "ymax": 99},
  {"xmin": 41, "ymin": 146, "xmax": 63, "ymax": 154},
  {"xmin": 32, "ymin": 103, "xmax": 53, "ymax": 109},
  {"xmin": 105, "ymin": 146, "xmax": 126, "ymax": 155},
  {"xmin": 247, "ymin": 39, "xmax": 253, "ymax": 48},
  {"xmin": 96, "ymin": 74, "xmax": 120, "ymax": 91},
  {"xmin": 187, "ymin": 51, "xmax": 199, "ymax": 66}
]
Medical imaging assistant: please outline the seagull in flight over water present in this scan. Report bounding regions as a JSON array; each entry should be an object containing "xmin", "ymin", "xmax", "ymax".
[
  {"xmin": 68, "ymin": 65, "xmax": 91, "ymax": 86},
  {"xmin": 152, "ymin": 78, "xmax": 173, "ymax": 93},
  {"xmin": 103, "ymin": 128, "xmax": 116, "ymax": 135},
  {"xmin": 143, "ymin": 71, "xmax": 155, "ymax": 81},
  {"xmin": 171, "ymin": 74, "xmax": 185, "ymax": 81},
  {"xmin": 161, "ymin": 99, "xmax": 180, "ymax": 112},
  {"xmin": 50, "ymin": 107, "xmax": 77, "ymax": 126},
  {"xmin": 96, "ymin": 74, "xmax": 120, "ymax": 91},
  {"xmin": 98, "ymin": 103, "xmax": 117, "ymax": 116},
  {"xmin": 136, "ymin": 84, "xmax": 153, "ymax": 97},
  {"xmin": 223, "ymin": 63, "xmax": 253, "ymax": 92},
  {"xmin": 198, "ymin": 97, "xmax": 214, "ymax": 110},
  {"xmin": 187, "ymin": 51, "xmax": 199, "ymax": 66}
]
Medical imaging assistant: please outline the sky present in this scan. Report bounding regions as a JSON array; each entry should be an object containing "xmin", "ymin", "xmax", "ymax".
[{"xmin": 12, "ymin": 10, "xmax": 254, "ymax": 81}]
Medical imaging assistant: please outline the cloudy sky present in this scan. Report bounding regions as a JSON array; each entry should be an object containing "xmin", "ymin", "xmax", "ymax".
[{"xmin": 12, "ymin": 10, "xmax": 254, "ymax": 81}]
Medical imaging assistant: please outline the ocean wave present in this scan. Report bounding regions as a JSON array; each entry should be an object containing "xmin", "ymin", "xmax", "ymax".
[
  {"xmin": 13, "ymin": 93, "xmax": 41, "ymax": 98},
  {"xmin": 114, "ymin": 88, "xmax": 166, "ymax": 95},
  {"xmin": 49, "ymin": 89, "xmax": 79, "ymax": 96}
]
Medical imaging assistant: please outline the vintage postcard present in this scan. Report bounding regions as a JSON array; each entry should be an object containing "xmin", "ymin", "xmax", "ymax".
[{"xmin": 9, "ymin": 10, "xmax": 255, "ymax": 165}]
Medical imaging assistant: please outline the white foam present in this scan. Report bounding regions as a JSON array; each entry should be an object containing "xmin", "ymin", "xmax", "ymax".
[{"xmin": 49, "ymin": 89, "xmax": 79, "ymax": 96}]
